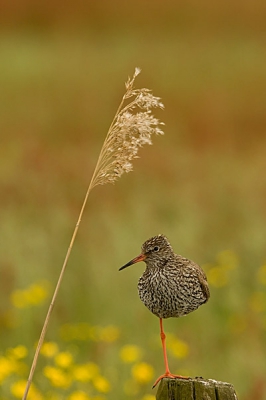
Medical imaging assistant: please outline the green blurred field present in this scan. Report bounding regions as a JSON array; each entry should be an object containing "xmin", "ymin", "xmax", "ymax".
[{"xmin": 0, "ymin": 2, "xmax": 266, "ymax": 399}]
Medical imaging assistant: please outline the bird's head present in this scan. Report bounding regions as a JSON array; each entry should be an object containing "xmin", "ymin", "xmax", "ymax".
[{"xmin": 119, "ymin": 234, "xmax": 174, "ymax": 271}]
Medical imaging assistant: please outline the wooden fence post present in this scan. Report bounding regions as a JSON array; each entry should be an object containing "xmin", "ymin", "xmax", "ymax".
[{"xmin": 156, "ymin": 377, "xmax": 238, "ymax": 400}]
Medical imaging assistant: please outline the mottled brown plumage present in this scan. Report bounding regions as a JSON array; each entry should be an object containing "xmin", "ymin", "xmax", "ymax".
[{"xmin": 119, "ymin": 234, "xmax": 210, "ymax": 387}]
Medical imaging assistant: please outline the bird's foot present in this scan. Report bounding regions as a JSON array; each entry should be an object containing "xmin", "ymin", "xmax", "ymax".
[{"xmin": 152, "ymin": 372, "xmax": 188, "ymax": 388}]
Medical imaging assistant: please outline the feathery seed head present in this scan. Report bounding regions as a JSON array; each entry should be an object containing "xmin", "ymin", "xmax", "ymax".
[{"xmin": 91, "ymin": 68, "xmax": 164, "ymax": 188}]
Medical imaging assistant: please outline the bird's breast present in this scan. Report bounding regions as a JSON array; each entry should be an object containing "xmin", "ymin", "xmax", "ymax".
[{"xmin": 137, "ymin": 266, "xmax": 208, "ymax": 319}]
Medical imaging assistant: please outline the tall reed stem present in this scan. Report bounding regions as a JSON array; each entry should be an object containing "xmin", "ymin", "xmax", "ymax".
[
  {"xmin": 22, "ymin": 68, "xmax": 164, "ymax": 399},
  {"xmin": 22, "ymin": 180, "xmax": 93, "ymax": 400}
]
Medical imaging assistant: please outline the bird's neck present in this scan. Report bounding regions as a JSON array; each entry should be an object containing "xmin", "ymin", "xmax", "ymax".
[{"xmin": 145, "ymin": 257, "xmax": 169, "ymax": 270}]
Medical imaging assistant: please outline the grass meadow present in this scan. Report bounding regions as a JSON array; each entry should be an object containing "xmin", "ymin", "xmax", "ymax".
[{"xmin": 0, "ymin": 2, "xmax": 266, "ymax": 399}]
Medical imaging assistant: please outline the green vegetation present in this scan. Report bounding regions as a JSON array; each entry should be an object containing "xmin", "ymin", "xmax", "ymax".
[{"xmin": 0, "ymin": 4, "xmax": 266, "ymax": 398}]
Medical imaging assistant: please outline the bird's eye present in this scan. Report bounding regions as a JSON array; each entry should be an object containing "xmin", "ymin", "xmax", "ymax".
[{"xmin": 153, "ymin": 246, "xmax": 159, "ymax": 252}]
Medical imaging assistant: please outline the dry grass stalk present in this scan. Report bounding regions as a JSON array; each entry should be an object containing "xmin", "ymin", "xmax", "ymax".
[{"xmin": 22, "ymin": 67, "xmax": 164, "ymax": 400}]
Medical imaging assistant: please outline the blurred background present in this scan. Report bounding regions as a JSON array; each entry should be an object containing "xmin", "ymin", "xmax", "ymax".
[{"xmin": 0, "ymin": 1, "xmax": 266, "ymax": 399}]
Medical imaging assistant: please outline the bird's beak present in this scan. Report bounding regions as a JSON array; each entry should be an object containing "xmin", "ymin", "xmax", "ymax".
[{"xmin": 119, "ymin": 254, "xmax": 146, "ymax": 271}]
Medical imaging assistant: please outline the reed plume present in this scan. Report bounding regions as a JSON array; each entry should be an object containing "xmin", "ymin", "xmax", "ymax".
[
  {"xmin": 90, "ymin": 67, "xmax": 164, "ymax": 187},
  {"xmin": 22, "ymin": 67, "xmax": 164, "ymax": 400}
]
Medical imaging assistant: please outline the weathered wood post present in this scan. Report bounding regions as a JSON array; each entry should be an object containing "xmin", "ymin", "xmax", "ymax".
[{"xmin": 156, "ymin": 377, "xmax": 238, "ymax": 400}]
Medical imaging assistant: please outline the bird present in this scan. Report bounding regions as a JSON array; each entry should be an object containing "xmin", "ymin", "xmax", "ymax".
[{"xmin": 119, "ymin": 234, "xmax": 210, "ymax": 388}]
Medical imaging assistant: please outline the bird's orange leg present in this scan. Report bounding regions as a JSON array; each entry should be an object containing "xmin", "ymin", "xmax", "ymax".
[{"xmin": 152, "ymin": 318, "xmax": 188, "ymax": 388}]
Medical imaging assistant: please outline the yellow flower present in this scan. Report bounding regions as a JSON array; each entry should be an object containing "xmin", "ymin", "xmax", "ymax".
[
  {"xmin": 0, "ymin": 357, "xmax": 15, "ymax": 383},
  {"xmin": 10, "ymin": 379, "xmax": 43, "ymax": 400},
  {"xmin": 208, "ymin": 266, "xmax": 228, "ymax": 287},
  {"xmin": 93, "ymin": 375, "xmax": 111, "ymax": 393},
  {"xmin": 10, "ymin": 380, "xmax": 27, "ymax": 398},
  {"xmin": 40, "ymin": 342, "xmax": 59, "ymax": 358},
  {"xmin": 55, "ymin": 351, "xmax": 73, "ymax": 368},
  {"xmin": 26, "ymin": 282, "xmax": 49, "ymax": 305},
  {"xmin": 120, "ymin": 345, "xmax": 142, "ymax": 363},
  {"xmin": 43, "ymin": 366, "xmax": 72, "ymax": 388},
  {"xmin": 67, "ymin": 391, "xmax": 91, "ymax": 400},
  {"xmin": 257, "ymin": 264, "xmax": 266, "ymax": 285},
  {"xmin": 10, "ymin": 289, "xmax": 28, "ymax": 309},
  {"xmin": 131, "ymin": 362, "xmax": 154, "ymax": 384},
  {"xmin": 72, "ymin": 362, "xmax": 99, "ymax": 382},
  {"xmin": 142, "ymin": 395, "xmax": 156, "ymax": 400},
  {"xmin": 99, "ymin": 325, "xmax": 120, "ymax": 342},
  {"xmin": 10, "ymin": 281, "xmax": 49, "ymax": 308},
  {"xmin": 7, "ymin": 345, "xmax": 28, "ymax": 360},
  {"xmin": 205, "ymin": 250, "xmax": 238, "ymax": 288},
  {"xmin": 167, "ymin": 334, "xmax": 189, "ymax": 359}
]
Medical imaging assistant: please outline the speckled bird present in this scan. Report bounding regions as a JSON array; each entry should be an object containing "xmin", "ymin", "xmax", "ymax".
[{"xmin": 119, "ymin": 234, "xmax": 210, "ymax": 388}]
